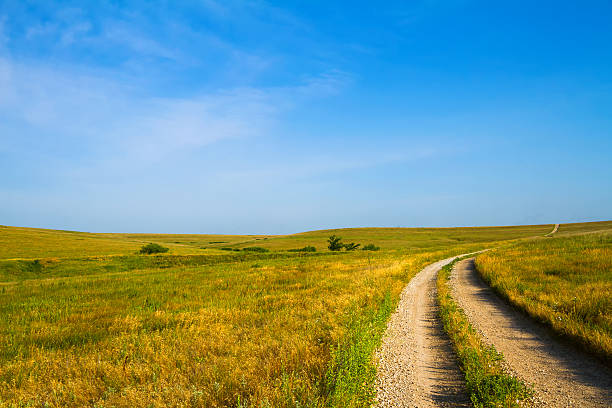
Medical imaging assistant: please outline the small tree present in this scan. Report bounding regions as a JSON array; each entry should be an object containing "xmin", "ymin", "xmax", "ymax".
[
  {"xmin": 362, "ymin": 243, "xmax": 380, "ymax": 251},
  {"xmin": 328, "ymin": 235, "xmax": 343, "ymax": 251},
  {"xmin": 343, "ymin": 242, "xmax": 361, "ymax": 251}
]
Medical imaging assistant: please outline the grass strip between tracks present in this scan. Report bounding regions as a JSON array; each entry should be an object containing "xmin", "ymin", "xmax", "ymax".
[{"xmin": 437, "ymin": 257, "xmax": 532, "ymax": 408}]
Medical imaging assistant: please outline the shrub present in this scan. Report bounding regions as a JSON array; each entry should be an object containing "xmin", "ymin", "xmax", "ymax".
[
  {"xmin": 288, "ymin": 246, "xmax": 317, "ymax": 252},
  {"xmin": 343, "ymin": 242, "xmax": 360, "ymax": 251},
  {"xmin": 220, "ymin": 247, "xmax": 241, "ymax": 252},
  {"xmin": 362, "ymin": 244, "xmax": 380, "ymax": 251},
  {"xmin": 242, "ymin": 247, "xmax": 269, "ymax": 253},
  {"xmin": 328, "ymin": 235, "xmax": 344, "ymax": 251},
  {"xmin": 139, "ymin": 243, "xmax": 169, "ymax": 255}
]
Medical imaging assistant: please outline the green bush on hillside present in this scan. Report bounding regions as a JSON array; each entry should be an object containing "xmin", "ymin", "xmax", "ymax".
[
  {"xmin": 343, "ymin": 242, "xmax": 360, "ymax": 251},
  {"xmin": 362, "ymin": 244, "xmax": 380, "ymax": 251},
  {"xmin": 139, "ymin": 243, "xmax": 169, "ymax": 255},
  {"xmin": 242, "ymin": 247, "xmax": 269, "ymax": 253}
]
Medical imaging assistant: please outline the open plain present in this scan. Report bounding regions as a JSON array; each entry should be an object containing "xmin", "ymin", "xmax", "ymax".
[{"xmin": 0, "ymin": 221, "xmax": 611, "ymax": 407}]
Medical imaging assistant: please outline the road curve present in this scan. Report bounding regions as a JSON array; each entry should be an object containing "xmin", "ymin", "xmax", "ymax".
[
  {"xmin": 451, "ymin": 258, "xmax": 612, "ymax": 407},
  {"xmin": 375, "ymin": 256, "xmax": 471, "ymax": 408},
  {"xmin": 546, "ymin": 223, "xmax": 559, "ymax": 236}
]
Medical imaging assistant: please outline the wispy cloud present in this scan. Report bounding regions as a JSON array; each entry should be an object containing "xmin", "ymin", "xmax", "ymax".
[
  {"xmin": 296, "ymin": 69, "xmax": 353, "ymax": 97},
  {"xmin": 218, "ymin": 148, "xmax": 436, "ymax": 185},
  {"xmin": 0, "ymin": 56, "xmax": 348, "ymax": 165}
]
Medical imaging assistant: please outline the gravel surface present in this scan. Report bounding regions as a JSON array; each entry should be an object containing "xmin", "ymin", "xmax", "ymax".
[
  {"xmin": 451, "ymin": 258, "xmax": 612, "ymax": 407},
  {"xmin": 375, "ymin": 256, "xmax": 471, "ymax": 408}
]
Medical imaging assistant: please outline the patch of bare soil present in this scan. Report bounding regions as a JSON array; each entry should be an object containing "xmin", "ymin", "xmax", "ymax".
[{"xmin": 451, "ymin": 258, "xmax": 612, "ymax": 407}]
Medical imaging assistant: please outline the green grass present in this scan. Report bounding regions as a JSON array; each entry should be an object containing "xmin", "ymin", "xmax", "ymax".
[
  {"xmin": 437, "ymin": 258, "xmax": 532, "ymax": 407},
  {"xmin": 475, "ymin": 231, "xmax": 612, "ymax": 365}
]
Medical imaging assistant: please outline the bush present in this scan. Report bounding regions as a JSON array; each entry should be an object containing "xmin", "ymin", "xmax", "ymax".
[
  {"xmin": 328, "ymin": 235, "xmax": 344, "ymax": 251},
  {"xmin": 362, "ymin": 244, "xmax": 380, "ymax": 251},
  {"xmin": 343, "ymin": 242, "xmax": 360, "ymax": 251},
  {"xmin": 288, "ymin": 246, "xmax": 317, "ymax": 252},
  {"xmin": 220, "ymin": 247, "xmax": 241, "ymax": 252},
  {"xmin": 139, "ymin": 243, "xmax": 169, "ymax": 255},
  {"xmin": 242, "ymin": 247, "xmax": 269, "ymax": 253}
]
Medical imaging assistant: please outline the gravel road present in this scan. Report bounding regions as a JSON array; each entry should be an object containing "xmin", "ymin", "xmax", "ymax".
[
  {"xmin": 451, "ymin": 258, "xmax": 612, "ymax": 407},
  {"xmin": 375, "ymin": 256, "xmax": 471, "ymax": 408}
]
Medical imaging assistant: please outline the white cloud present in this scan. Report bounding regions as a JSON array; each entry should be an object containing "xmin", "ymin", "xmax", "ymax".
[
  {"xmin": 116, "ymin": 89, "xmax": 278, "ymax": 161},
  {"xmin": 296, "ymin": 69, "xmax": 352, "ymax": 97},
  {"xmin": 0, "ymin": 57, "xmax": 348, "ymax": 166},
  {"xmin": 0, "ymin": 58, "xmax": 272, "ymax": 157}
]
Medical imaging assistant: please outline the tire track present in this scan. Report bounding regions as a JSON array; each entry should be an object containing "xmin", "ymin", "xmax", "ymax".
[{"xmin": 376, "ymin": 256, "xmax": 471, "ymax": 407}]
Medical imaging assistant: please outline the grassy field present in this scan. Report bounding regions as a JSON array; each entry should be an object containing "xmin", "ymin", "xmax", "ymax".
[
  {"xmin": 0, "ymin": 221, "xmax": 605, "ymax": 407},
  {"xmin": 475, "ymin": 230, "xmax": 612, "ymax": 364}
]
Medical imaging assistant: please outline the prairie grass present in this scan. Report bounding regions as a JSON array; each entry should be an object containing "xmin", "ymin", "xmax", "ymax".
[
  {"xmin": 475, "ymin": 232, "xmax": 612, "ymax": 364},
  {"xmin": 437, "ymin": 259, "xmax": 531, "ymax": 407},
  {"xmin": 0, "ymin": 241, "xmax": 489, "ymax": 407}
]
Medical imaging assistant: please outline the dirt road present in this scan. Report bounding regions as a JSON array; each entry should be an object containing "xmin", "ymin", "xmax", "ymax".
[
  {"xmin": 375, "ymin": 256, "xmax": 471, "ymax": 407},
  {"xmin": 451, "ymin": 258, "xmax": 612, "ymax": 407},
  {"xmin": 546, "ymin": 223, "xmax": 560, "ymax": 236}
]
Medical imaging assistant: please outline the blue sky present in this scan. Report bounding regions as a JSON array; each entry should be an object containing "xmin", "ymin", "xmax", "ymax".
[{"xmin": 1, "ymin": 1, "xmax": 611, "ymax": 233}]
